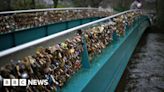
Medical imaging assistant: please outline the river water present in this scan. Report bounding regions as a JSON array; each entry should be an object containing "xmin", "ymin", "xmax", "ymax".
[{"xmin": 116, "ymin": 29, "xmax": 164, "ymax": 92}]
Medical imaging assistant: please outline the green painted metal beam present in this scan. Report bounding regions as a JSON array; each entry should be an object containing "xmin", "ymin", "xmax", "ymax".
[{"xmin": 0, "ymin": 33, "xmax": 13, "ymax": 50}]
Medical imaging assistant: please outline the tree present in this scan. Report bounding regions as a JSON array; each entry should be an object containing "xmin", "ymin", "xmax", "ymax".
[
  {"xmin": 31, "ymin": 0, "xmax": 35, "ymax": 9},
  {"xmin": 0, "ymin": 0, "xmax": 12, "ymax": 11},
  {"xmin": 156, "ymin": 0, "xmax": 164, "ymax": 29},
  {"xmin": 72, "ymin": 0, "xmax": 103, "ymax": 7},
  {"xmin": 90, "ymin": 0, "xmax": 103, "ymax": 7},
  {"xmin": 53, "ymin": 0, "xmax": 58, "ymax": 8}
]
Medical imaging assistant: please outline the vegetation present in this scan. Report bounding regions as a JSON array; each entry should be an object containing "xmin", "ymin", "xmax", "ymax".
[
  {"xmin": 11, "ymin": 0, "xmax": 35, "ymax": 10},
  {"xmin": 72, "ymin": 0, "xmax": 103, "ymax": 7},
  {"xmin": 0, "ymin": 0, "xmax": 59, "ymax": 11}
]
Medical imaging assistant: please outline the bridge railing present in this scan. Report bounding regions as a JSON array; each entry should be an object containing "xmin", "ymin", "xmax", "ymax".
[
  {"xmin": 0, "ymin": 9, "xmax": 151, "ymax": 92},
  {"xmin": 0, "ymin": 9, "xmax": 140, "ymax": 65},
  {"xmin": 0, "ymin": 8, "xmax": 112, "ymax": 34},
  {"xmin": 0, "ymin": 8, "xmax": 114, "ymax": 51},
  {"xmin": 0, "ymin": 7, "xmax": 103, "ymax": 14}
]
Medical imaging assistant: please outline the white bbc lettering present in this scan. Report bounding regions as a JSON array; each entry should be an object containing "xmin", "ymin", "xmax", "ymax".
[
  {"xmin": 19, "ymin": 79, "xmax": 27, "ymax": 86},
  {"xmin": 37, "ymin": 80, "xmax": 45, "ymax": 85},
  {"xmin": 3, "ymin": 79, "xmax": 10, "ymax": 86},
  {"xmin": 33, "ymin": 80, "xmax": 37, "ymax": 85},
  {"xmin": 36, "ymin": 80, "xmax": 48, "ymax": 85},
  {"xmin": 28, "ymin": 80, "xmax": 37, "ymax": 85},
  {"xmin": 37, "ymin": 79, "xmax": 48, "ymax": 85},
  {"xmin": 3, "ymin": 79, "xmax": 48, "ymax": 86},
  {"xmin": 11, "ymin": 79, "xmax": 18, "ymax": 86},
  {"xmin": 43, "ymin": 80, "xmax": 48, "ymax": 85},
  {"xmin": 28, "ymin": 79, "xmax": 48, "ymax": 85},
  {"xmin": 27, "ymin": 80, "xmax": 33, "ymax": 85}
]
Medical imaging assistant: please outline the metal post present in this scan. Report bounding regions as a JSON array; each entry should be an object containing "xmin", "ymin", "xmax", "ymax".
[{"xmin": 78, "ymin": 29, "xmax": 90, "ymax": 68}]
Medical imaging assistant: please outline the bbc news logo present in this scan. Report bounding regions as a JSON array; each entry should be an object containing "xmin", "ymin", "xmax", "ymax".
[{"xmin": 3, "ymin": 79, "xmax": 48, "ymax": 86}]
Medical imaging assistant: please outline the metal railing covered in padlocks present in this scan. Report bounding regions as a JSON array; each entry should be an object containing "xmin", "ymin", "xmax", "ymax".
[
  {"xmin": 0, "ymin": 9, "xmax": 150, "ymax": 92},
  {"xmin": 0, "ymin": 8, "xmax": 112, "ymax": 34},
  {"xmin": 0, "ymin": 8, "xmax": 114, "ymax": 51}
]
